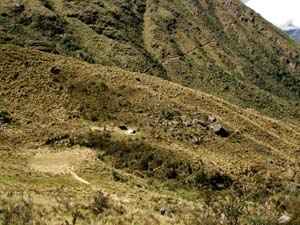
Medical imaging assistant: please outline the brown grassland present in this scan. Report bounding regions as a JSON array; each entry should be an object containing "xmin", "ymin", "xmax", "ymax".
[
  {"xmin": 1, "ymin": 0, "xmax": 300, "ymax": 224},
  {"xmin": 1, "ymin": 44, "xmax": 300, "ymax": 224}
]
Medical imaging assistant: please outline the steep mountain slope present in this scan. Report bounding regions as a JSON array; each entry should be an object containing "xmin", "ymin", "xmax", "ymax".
[
  {"xmin": 1, "ymin": 44, "xmax": 300, "ymax": 224},
  {"xmin": 1, "ymin": 0, "xmax": 300, "ymax": 121}
]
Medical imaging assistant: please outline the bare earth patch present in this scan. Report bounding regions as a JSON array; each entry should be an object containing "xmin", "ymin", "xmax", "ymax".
[
  {"xmin": 90, "ymin": 125, "xmax": 138, "ymax": 136},
  {"xmin": 29, "ymin": 147, "xmax": 94, "ymax": 184}
]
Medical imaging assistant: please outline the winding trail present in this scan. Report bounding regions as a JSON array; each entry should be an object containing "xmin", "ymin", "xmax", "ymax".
[
  {"xmin": 69, "ymin": 170, "xmax": 90, "ymax": 185},
  {"xmin": 160, "ymin": 41, "xmax": 215, "ymax": 65}
]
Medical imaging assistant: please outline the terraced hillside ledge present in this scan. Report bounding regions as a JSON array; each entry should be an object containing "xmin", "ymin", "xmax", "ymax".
[{"xmin": 1, "ymin": 44, "xmax": 300, "ymax": 224}]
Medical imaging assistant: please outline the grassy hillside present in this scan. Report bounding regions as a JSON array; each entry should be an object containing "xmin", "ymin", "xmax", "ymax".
[
  {"xmin": 1, "ymin": 0, "xmax": 300, "ymax": 121},
  {"xmin": 1, "ymin": 0, "xmax": 300, "ymax": 224},
  {"xmin": 1, "ymin": 44, "xmax": 300, "ymax": 224}
]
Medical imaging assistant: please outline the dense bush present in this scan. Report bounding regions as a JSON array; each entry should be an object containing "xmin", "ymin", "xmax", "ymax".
[{"xmin": 33, "ymin": 15, "xmax": 66, "ymax": 38}]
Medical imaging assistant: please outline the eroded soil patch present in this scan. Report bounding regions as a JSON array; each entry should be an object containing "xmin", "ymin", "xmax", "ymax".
[{"xmin": 29, "ymin": 147, "xmax": 94, "ymax": 184}]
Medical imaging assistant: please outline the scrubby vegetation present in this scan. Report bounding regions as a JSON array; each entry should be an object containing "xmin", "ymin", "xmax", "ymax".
[
  {"xmin": 1, "ymin": 0, "xmax": 300, "ymax": 224},
  {"xmin": 1, "ymin": 43, "xmax": 300, "ymax": 223},
  {"xmin": 1, "ymin": 0, "xmax": 300, "ymax": 120},
  {"xmin": 78, "ymin": 130, "xmax": 233, "ymax": 190}
]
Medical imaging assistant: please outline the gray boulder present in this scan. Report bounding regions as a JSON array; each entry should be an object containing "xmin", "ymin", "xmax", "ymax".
[
  {"xmin": 160, "ymin": 208, "xmax": 166, "ymax": 215},
  {"xmin": 278, "ymin": 215, "xmax": 291, "ymax": 224},
  {"xmin": 211, "ymin": 124, "xmax": 229, "ymax": 137},
  {"xmin": 183, "ymin": 121, "xmax": 192, "ymax": 127},
  {"xmin": 208, "ymin": 115, "xmax": 217, "ymax": 122},
  {"xmin": 192, "ymin": 119, "xmax": 207, "ymax": 127}
]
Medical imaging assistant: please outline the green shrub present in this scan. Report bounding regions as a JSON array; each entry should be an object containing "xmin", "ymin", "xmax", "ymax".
[
  {"xmin": 34, "ymin": 15, "xmax": 66, "ymax": 38},
  {"xmin": 39, "ymin": 0, "xmax": 53, "ymax": 10},
  {"xmin": 0, "ymin": 111, "xmax": 12, "ymax": 124},
  {"xmin": 80, "ymin": 131, "xmax": 111, "ymax": 148},
  {"xmin": 60, "ymin": 35, "xmax": 81, "ymax": 52},
  {"xmin": 161, "ymin": 110, "xmax": 181, "ymax": 120}
]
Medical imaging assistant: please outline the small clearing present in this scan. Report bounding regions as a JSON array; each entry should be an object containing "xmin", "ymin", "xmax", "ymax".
[{"xmin": 29, "ymin": 147, "xmax": 94, "ymax": 185}]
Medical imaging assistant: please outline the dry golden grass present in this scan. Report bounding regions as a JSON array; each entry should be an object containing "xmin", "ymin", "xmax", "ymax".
[
  {"xmin": 1, "ymin": 1, "xmax": 300, "ymax": 223},
  {"xmin": 1, "ymin": 0, "xmax": 300, "ymax": 122},
  {"xmin": 0, "ymin": 44, "xmax": 300, "ymax": 224}
]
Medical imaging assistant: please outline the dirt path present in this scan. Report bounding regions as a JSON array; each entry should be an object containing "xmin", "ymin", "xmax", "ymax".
[
  {"xmin": 161, "ymin": 41, "xmax": 214, "ymax": 65},
  {"xmin": 69, "ymin": 170, "xmax": 90, "ymax": 185}
]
